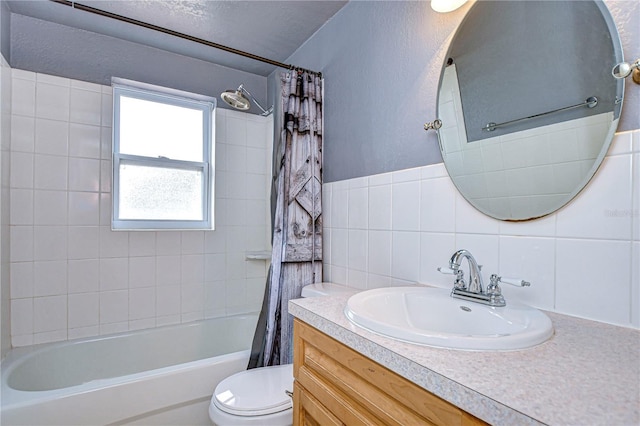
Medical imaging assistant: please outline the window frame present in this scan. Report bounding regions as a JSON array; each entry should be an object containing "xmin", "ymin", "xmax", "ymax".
[{"xmin": 111, "ymin": 78, "xmax": 215, "ymax": 230}]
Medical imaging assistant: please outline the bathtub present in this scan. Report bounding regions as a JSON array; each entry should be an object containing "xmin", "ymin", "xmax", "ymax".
[{"xmin": 1, "ymin": 314, "xmax": 258, "ymax": 425}]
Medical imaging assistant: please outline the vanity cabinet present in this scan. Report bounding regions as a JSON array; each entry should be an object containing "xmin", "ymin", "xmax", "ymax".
[{"xmin": 293, "ymin": 319, "xmax": 486, "ymax": 426}]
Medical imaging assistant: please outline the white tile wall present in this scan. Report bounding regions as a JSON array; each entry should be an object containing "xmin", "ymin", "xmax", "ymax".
[
  {"xmin": 324, "ymin": 130, "xmax": 640, "ymax": 328},
  {"xmin": 8, "ymin": 70, "xmax": 273, "ymax": 346}
]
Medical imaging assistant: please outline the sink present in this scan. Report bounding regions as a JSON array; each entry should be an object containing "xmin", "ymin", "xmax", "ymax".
[{"xmin": 344, "ymin": 286, "xmax": 553, "ymax": 351}]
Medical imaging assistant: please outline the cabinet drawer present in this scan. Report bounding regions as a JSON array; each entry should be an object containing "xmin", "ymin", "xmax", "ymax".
[{"xmin": 293, "ymin": 319, "xmax": 486, "ymax": 426}]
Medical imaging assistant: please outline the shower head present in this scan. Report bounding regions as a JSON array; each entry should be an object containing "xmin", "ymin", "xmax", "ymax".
[
  {"xmin": 220, "ymin": 84, "xmax": 273, "ymax": 116},
  {"xmin": 221, "ymin": 86, "xmax": 251, "ymax": 111}
]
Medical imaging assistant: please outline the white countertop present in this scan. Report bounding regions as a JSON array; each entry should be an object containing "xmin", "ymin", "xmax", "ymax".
[{"xmin": 289, "ymin": 293, "xmax": 640, "ymax": 426}]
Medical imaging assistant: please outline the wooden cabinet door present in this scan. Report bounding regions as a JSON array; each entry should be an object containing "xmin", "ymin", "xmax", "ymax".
[
  {"xmin": 293, "ymin": 319, "xmax": 487, "ymax": 426},
  {"xmin": 294, "ymin": 382, "xmax": 342, "ymax": 426}
]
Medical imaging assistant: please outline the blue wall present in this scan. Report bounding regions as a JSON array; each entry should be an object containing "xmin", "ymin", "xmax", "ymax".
[
  {"xmin": 274, "ymin": 0, "xmax": 640, "ymax": 183},
  {"xmin": 0, "ymin": 1, "xmax": 9, "ymax": 61}
]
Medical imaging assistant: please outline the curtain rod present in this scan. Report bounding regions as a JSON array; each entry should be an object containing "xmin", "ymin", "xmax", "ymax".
[{"xmin": 49, "ymin": 0, "xmax": 322, "ymax": 78}]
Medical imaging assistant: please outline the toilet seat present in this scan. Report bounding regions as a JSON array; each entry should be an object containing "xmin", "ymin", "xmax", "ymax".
[{"xmin": 213, "ymin": 364, "xmax": 293, "ymax": 417}]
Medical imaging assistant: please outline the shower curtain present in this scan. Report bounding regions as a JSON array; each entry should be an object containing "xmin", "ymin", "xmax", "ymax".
[{"xmin": 249, "ymin": 70, "xmax": 323, "ymax": 367}]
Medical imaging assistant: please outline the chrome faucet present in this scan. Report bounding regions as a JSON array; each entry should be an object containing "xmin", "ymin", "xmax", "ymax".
[
  {"xmin": 438, "ymin": 249, "xmax": 531, "ymax": 307},
  {"xmin": 449, "ymin": 249, "xmax": 484, "ymax": 294}
]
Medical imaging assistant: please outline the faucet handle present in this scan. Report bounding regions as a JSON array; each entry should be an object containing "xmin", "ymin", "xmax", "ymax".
[
  {"xmin": 487, "ymin": 274, "xmax": 502, "ymax": 295},
  {"xmin": 438, "ymin": 267, "xmax": 466, "ymax": 289},
  {"xmin": 498, "ymin": 276, "xmax": 531, "ymax": 287}
]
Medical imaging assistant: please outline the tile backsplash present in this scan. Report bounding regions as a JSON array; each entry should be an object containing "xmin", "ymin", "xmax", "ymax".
[
  {"xmin": 323, "ymin": 130, "xmax": 639, "ymax": 328},
  {"xmin": 8, "ymin": 69, "xmax": 272, "ymax": 346}
]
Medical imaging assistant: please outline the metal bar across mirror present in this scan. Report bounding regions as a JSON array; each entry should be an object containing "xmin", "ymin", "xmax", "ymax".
[{"xmin": 436, "ymin": 0, "xmax": 624, "ymax": 221}]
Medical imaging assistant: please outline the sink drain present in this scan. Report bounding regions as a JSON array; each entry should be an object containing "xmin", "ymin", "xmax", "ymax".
[{"xmin": 460, "ymin": 306, "xmax": 472, "ymax": 312}]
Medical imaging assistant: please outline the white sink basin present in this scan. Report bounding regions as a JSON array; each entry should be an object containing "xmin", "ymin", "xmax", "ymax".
[{"xmin": 345, "ymin": 287, "xmax": 553, "ymax": 351}]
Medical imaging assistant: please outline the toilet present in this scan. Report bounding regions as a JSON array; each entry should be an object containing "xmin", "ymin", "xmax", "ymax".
[{"xmin": 208, "ymin": 282, "xmax": 351, "ymax": 426}]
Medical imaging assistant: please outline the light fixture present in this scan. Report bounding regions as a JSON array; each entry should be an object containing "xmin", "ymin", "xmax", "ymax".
[
  {"xmin": 220, "ymin": 84, "xmax": 273, "ymax": 116},
  {"xmin": 612, "ymin": 59, "xmax": 640, "ymax": 85},
  {"xmin": 431, "ymin": 0, "xmax": 468, "ymax": 13}
]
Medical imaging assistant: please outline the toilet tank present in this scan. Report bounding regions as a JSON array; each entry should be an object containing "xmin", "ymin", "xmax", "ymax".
[{"xmin": 301, "ymin": 282, "xmax": 352, "ymax": 298}]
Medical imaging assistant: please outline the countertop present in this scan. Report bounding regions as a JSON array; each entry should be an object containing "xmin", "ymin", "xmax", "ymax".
[{"xmin": 289, "ymin": 293, "xmax": 640, "ymax": 426}]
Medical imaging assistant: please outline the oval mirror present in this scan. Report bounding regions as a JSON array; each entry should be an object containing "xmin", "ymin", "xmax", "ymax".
[{"xmin": 436, "ymin": 0, "xmax": 624, "ymax": 221}]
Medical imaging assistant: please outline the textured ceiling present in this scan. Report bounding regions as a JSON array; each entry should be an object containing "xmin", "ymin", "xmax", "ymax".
[{"xmin": 6, "ymin": 0, "xmax": 348, "ymax": 76}]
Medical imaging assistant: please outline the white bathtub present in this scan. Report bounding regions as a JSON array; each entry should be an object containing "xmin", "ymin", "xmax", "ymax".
[{"xmin": 1, "ymin": 314, "xmax": 258, "ymax": 425}]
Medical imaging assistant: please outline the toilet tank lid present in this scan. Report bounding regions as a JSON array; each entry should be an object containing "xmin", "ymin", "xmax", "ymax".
[{"xmin": 301, "ymin": 282, "xmax": 352, "ymax": 298}]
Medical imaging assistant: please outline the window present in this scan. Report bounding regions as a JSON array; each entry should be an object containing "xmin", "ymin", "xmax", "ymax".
[{"xmin": 112, "ymin": 78, "xmax": 215, "ymax": 230}]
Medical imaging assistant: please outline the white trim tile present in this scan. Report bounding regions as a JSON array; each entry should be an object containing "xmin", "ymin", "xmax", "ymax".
[
  {"xmin": 36, "ymin": 73, "xmax": 70, "ymax": 86},
  {"xmin": 35, "ymin": 83, "xmax": 70, "ymax": 121},
  {"xmin": 68, "ymin": 326, "xmax": 100, "ymax": 340},
  {"xmin": 70, "ymin": 87, "xmax": 102, "ymax": 125},
  {"xmin": 392, "ymin": 167, "xmax": 422, "ymax": 183},
  {"xmin": 392, "ymin": 181, "xmax": 420, "ymax": 231},
  {"xmin": 348, "ymin": 187, "xmax": 368, "ymax": 230},
  {"xmin": 368, "ymin": 171, "xmax": 392, "ymax": 186},
  {"xmin": 34, "ymin": 330, "xmax": 67, "ymax": 345},
  {"xmin": 420, "ymin": 177, "xmax": 456, "ymax": 233},
  {"xmin": 331, "ymin": 187, "xmax": 349, "ymax": 229},
  {"xmin": 368, "ymin": 185, "xmax": 391, "ymax": 230},
  {"xmin": 11, "ymin": 78, "xmax": 36, "ymax": 117}
]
